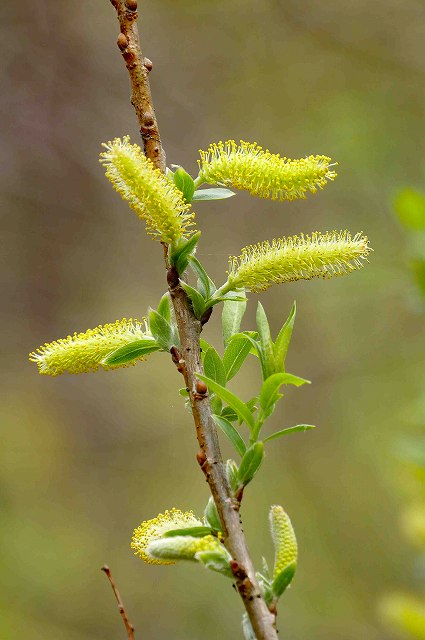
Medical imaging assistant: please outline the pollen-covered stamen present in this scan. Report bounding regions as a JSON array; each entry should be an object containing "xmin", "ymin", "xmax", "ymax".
[
  {"xmin": 197, "ymin": 140, "xmax": 337, "ymax": 201},
  {"xmin": 131, "ymin": 508, "xmax": 204, "ymax": 565},
  {"xmin": 100, "ymin": 136, "xmax": 196, "ymax": 243},
  {"xmin": 227, "ymin": 231, "xmax": 371, "ymax": 293},
  {"xmin": 29, "ymin": 318, "xmax": 152, "ymax": 376}
]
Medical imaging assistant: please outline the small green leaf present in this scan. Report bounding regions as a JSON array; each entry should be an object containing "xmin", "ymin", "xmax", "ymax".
[
  {"xmin": 221, "ymin": 406, "xmax": 238, "ymax": 422},
  {"xmin": 222, "ymin": 290, "xmax": 247, "ymax": 345},
  {"xmin": 192, "ymin": 188, "xmax": 235, "ymax": 201},
  {"xmin": 170, "ymin": 231, "xmax": 201, "ymax": 274},
  {"xmin": 163, "ymin": 526, "xmax": 213, "ymax": 538},
  {"xmin": 189, "ymin": 256, "xmax": 216, "ymax": 298},
  {"xmin": 264, "ymin": 424, "xmax": 316, "ymax": 443},
  {"xmin": 211, "ymin": 293, "xmax": 247, "ymax": 305},
  {"xmin": 259, "ymin": 373, "xmax": 310, "ymax": 420},
  {"xmin": 180, "ymin": 281, "xmax": 207, "ymax": 320},
  {"xmin": 272, "ymin": 561, "xmax": 296, "ymax": 598},
  {"xmin": 102, "ymin": 339, "xmax": 160, "ymax": 366},
  {"xmin": 256, "ymin": 572, "xmax": 273, "ymax": 607},
  {"xmin": 261, "ymin": 556, "xmax": 271, "ymax": 581},
  {"xmin": 148, "ymin": 309, "xmax": 175, "ymax": 350},
  {"xmin": 157, "ymin": 292, "xmax": 171, "ymax": 324},
  {"xmin": 394, "ymin": 188, "xmax": 425, "ymax": 230},
  {"xmin": 226, "ymin": 459, "xmax": 240, "ymax": 493},
  {"xmin": 203, "ymin": 347, "xmax": 227, "ymax": 387},
  {"xmin": 223, "ymin": 336, "xmax": 252, "ymax": 381},
  {"xmin": 210, "ymin": 395, "xmax": 222, "ymax": 415},
  {"xmin": 179, "ymin": 387, "xmax": 189, "ymax": 397},
  {"xmin": 213, "ymin": 414, "xmax": 247, "ymax": 457},
  {"xmin": 230, "ymin": 331, "xmax": 260, "ymax": 357},
  {"xmin": 238, "ymin": 442, "xmax": 265, "ymax": 486},
  {"xmin": 197, "ymin": 374, "xmax": 255, "ymax": 430},
  {"xmin": 259, "ymin": 373, "xmax": 285, "ymax": 419},
  {"xmin": 195, "ymin": 549, "xmax": 233, "ymax": 578},
  {"xmin": 200, "ymin": 338, "xmax": 212, "ymax": 353},
  {"xmin": 204, "ymin": 497, "xmax": 222, "ymax": 532},
  {"xmin": 173, "ymin": 166, "xmax": 195, "ymax": 203},
  {"xmin": 274, "ymin": 302, "xmax": 296, "ymax": 373},
  {"xmin": 256, "ymin": 302, "xmax": 275, "ymax": 380},
  {"xmin": 246, "ymin": 397, "xmax": 258, "ymax": 414}
]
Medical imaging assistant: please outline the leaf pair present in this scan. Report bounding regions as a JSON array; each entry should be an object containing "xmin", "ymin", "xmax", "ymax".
[
  {"xmin": 254, "ymin": 301, "xmax": 296, "ymax": 380},
  {"xmin": 181, "ymin": 257, "xmax": 246, "ymax": 322}
]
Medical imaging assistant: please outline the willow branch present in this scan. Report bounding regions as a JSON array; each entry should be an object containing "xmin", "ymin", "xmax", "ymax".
[
  {"xmin": 167, "ymin": 269, "xmax": 278, "ymax": 640},
  {"xmin": 108, "ymin": 3, "xmax": 278, "ymax": 638},
  {"xmin": 109, "ymin": 0, "xmax": 166, "ymax": 171},
  {"xmin": 101, "ymin": 565, "xmax": 136, "ymax": 640}
]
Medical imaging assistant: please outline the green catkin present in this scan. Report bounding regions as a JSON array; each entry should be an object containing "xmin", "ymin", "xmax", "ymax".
[
  {"xmin": 227, "ymin": 231, "xmax": 371, "ymax": 293},
  {"xmin": 269, "ymin": 506, "xmax": 298, "ymax": 579},
  {"xmin": 198, "ymin": 140, "xmax": 337, "ymax": 201},
  {"xmin": 100, "ymin": 136, "xmax": 196, "ymax": 243},
  {"xmin": 29, "ymin": 318, "xmax": 152, "ymax": 375}
]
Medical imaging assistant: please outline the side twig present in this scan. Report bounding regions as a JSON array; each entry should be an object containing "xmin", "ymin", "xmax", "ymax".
[
  {"xmin": 101, "ymin": 565, "xmax": 136, "ymax": 640},
  {"xmin": 108, "ymin": 3, "xmax": 278, "ymax": 638}
]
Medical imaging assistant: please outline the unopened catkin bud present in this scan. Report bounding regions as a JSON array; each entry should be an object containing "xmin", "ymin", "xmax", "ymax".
[{"xmin": 269, "ymin": 505, "xmax": 297, "ymax": 579}]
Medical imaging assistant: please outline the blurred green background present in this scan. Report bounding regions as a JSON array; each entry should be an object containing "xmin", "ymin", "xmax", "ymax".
[{"xmin": 2, "ymin": 1, "xmax": 425, "ymax": 638}]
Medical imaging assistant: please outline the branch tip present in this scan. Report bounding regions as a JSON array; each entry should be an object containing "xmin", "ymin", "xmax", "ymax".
[{"xmin": 101, "ymin": 564, "xmax": 135, "ymax": 640}]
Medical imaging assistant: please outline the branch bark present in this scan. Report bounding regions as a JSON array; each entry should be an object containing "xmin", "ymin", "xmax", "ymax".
[
  {"xmin": 109, "ymin": 0, "xmax": 166, "ymax": 172},
  {"xmin": 101, "ymin": 565, "xmax": 136, "ymax": 640},
  {"xmin": 108, "ymin": 3, "xmax": 278, "ymax": 638}
]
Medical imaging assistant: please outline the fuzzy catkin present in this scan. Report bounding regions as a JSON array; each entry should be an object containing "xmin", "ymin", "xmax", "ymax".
[
  {"xmin": 29, "ymin": 318, "xmax": 152, "ymax": 375},
  {"xmin": 228, "ymin": 231, "xmax": 371, "ymax": 293},
  {"xmin": 131, "ymin": 509, "xmax": 204, "ymax": 565},
  {"xmin": 100, "ymin": 136, "xmax": 196, "ymax": 243},
  {"xmin": 198, "ymin": 140, "xmax": 336, "ymax": 201}
]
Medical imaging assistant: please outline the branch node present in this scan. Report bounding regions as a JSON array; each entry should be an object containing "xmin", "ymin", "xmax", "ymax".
[
  {"xmin": 195, "ymin": 380, "xmax": 208, "ymax": 395},
  {"xmin": 142, "ymin": 112, "xmax": 155, "ymax": 128},
  {"xmin": 167, "ymin": 266, "xmax": 179, "ymax": 289},
  {"xmin": 117, "ymin": 33, "xmax": 129, "ymax": 50},
  {"xmin": 144, "ymin": 57, "xmax": 153, "ymax": 72},
  {"xmin": 196, "ymin": 449, "xmax": 208, "ymax": 470}
]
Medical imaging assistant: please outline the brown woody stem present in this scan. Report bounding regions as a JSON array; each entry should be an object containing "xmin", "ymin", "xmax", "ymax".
[
  {"xmin": 101, "ymin": 565, "xmax": 136, "ymax": 640},
  {"xmin": 108, "ymin": 2, "xmax": 278, "ymax": 638},
  {"xmin": 109, "ymin": 0, "xmax": 166, "ymax": 172}
]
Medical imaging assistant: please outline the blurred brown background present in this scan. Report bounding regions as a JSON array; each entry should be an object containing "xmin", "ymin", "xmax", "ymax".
[{"xmin": 2, "ymin": 1, "xmax": 425, "ymax": 638}]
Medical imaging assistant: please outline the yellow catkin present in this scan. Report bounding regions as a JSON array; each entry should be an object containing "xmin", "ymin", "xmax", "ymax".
[
  {"xmin": 29, "ymin": 318, "xmax": 152, "ymax": 376},
  {"xmin": 269, "ymin": 506, "xmax": 298, "ymax": 579},
  {"xmin": 228, "ymin": 231, "xmax": 371, "ymax": 293},
  {"xmin": 198, "ymin": 140, "xmax": 337, "ymax": 201},
  {"xmin": 100, "ymin": 136, "xmax": 196, "ymax": 243},
  {"xmin": 131, "ymin": 508, "xmax": 203, "ymax": 565}
]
